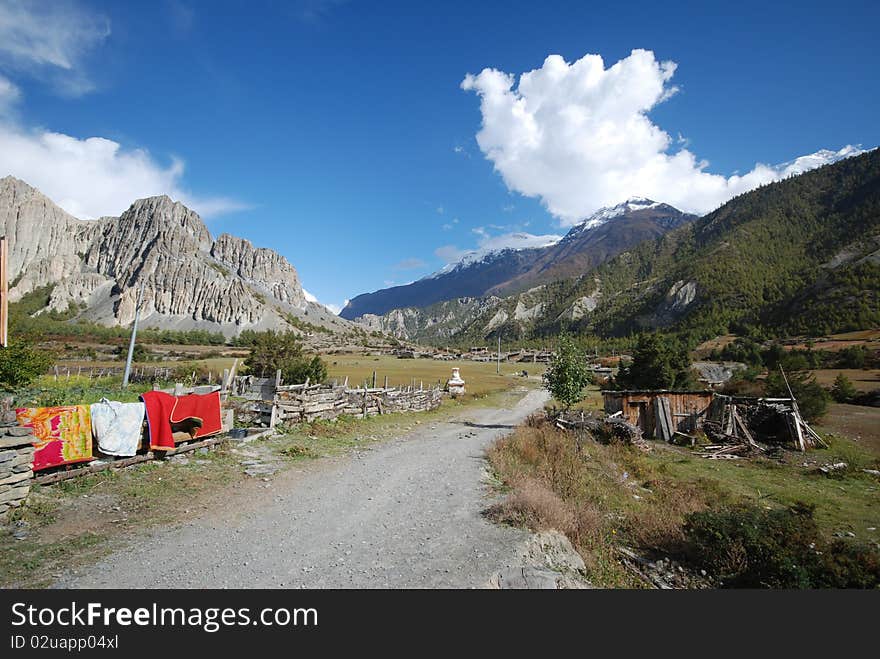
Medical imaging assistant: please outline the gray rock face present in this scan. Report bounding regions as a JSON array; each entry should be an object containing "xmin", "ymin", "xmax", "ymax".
[
  {"xmin": 0, "ymin": 176, "xmax": 348, "ymax": 336},
  {"xmin": 353, "ymin": 296, "xmax": 503, "ymax": 341},
  {"xmin": 211, "ymin": 233, "xmax": 307, "ymax": 310},
  {"xmin": 0, "ymin": 176, "xmax": 97, "ymax": 300}
]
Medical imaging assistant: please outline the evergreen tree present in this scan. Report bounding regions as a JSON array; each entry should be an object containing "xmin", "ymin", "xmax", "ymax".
[
  {"xmin": 244, "ymin": 331, "xmax": 328, "ymax": 384},
  {"xmin": 615, "ymin": 333, "xmax": 693, "ymax": 390},
  {"xmin": 765, "ymin": 369, "xmax": 829, "ymax": 421},
  {"xmin": 830, "ymin": 373, "xmax": 857, "ymax": 403}
]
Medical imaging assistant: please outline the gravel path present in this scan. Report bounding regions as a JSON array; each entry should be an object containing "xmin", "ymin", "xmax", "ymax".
[{"xmin": 57, "ymin": 388, "xmax": 549, "ymax": 589}]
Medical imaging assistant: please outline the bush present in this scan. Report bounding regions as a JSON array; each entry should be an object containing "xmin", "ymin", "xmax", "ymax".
[
  {"xmin": 0, "ymin": 340, "xmax": 53, "ymax": 390},
  {"xmin": 684, "ymin": 503, "xmax": 880, "ymax": 588},
  {"xmin": 838, "ymin": 345, "xmax": 867, "ymax": 369},
  {"xmin": 114, "ymin": 342, "xmax": 149, "ymax": 362}
]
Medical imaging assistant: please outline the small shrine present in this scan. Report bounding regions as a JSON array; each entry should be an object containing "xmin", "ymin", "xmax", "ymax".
[{"xmin": 446, "ymin": 367, "xmax": 466, "ymax": 396}]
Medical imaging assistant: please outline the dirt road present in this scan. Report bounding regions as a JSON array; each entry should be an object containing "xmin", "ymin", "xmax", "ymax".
[{"xmin": 57, "ymin": 388, "xmax": 549, "ymax": 588}]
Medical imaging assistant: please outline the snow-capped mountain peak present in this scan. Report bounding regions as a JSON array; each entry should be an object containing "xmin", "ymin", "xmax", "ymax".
[
  {"xmin": 774, "ymin": 145, "xmax": 866, "ymax": 178},
  {"xmin": 426, "ymin": 232, "xmax": 561, "ymax": 279},
  {"xmin": 566, "ymin": 197, "xmax": 664, "ymax": 236}
]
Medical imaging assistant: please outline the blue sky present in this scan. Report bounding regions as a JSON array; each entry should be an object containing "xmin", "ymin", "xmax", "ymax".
[{"xmin": 0, "ymin": 0, "xmax": 877, "ymax": 312}]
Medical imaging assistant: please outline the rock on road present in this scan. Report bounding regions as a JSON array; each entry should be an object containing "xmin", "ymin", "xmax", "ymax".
[{"xmin": 57, "ymin": 388, "xmax": 550, "ymax": 588}]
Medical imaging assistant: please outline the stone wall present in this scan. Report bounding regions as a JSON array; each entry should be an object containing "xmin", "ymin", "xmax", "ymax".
[
  {"xmin": 274, "ymin": 384, "xmax": 443, "ymax": 424},
  {"xmin": 0, "ymin": 422, "xmax": 35, "ymax": 520}
]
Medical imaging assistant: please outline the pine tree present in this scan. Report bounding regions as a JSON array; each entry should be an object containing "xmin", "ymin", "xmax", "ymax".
[{"xmin": 830, "ymin": 373, "xmax": 857, "ymax": 403}]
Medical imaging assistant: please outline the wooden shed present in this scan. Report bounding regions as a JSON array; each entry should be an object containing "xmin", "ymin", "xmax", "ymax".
[{"xmin": 602, "ymin": 390, "xmax": 715, "ymax": 440}]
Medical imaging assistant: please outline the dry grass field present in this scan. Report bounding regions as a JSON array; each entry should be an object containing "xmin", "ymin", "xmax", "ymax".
[
  {"xmin": 809, "ymin": 368, "xmax": 880, "ymax": 392},
  {"xmin": 324, "ymin": 354, "xmax": 543, "ymax": 396}
]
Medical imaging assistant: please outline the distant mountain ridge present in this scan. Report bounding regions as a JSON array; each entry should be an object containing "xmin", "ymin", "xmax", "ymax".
[
  {"xmin": 0, "ymin": 176, "xmax": 353, "ymax": 337},
  {"xmin": 341, "ymin": 199, "xmax": 695, "ymax": 322},
  {"xmin": 449, "ymin": 148, "xmax": 880, "ymax": 343}
]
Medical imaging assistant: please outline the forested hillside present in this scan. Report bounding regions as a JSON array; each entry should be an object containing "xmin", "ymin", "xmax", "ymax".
[{"xmin": 453, "ymin": 149, "xmax": 880, "ymax": 344}]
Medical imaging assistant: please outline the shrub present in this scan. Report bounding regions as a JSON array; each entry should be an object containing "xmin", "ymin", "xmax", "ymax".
[
  {"xmin": 114, "ymin": 342, "xmax": 149, "ymax": 362},
  {"xmin": 683, "ymin": 503, "xmax": 880, "ymax": 588},
  {"xmin": 838, "ymin": 345, "xmax": 867, "ymax": 369},
  {"xmin": 0, "ymin": 340, "xmax": 54, "ymax": 390}
]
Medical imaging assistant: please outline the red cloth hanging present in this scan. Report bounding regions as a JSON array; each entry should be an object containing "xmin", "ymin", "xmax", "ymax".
[{"xmin": 140, "ymin": 390, "xmax": 223, "ymax": 451}]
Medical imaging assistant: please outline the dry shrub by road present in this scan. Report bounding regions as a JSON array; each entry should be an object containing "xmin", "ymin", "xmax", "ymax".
[{"xmin": 485, "ymin": 416, "xmax": 880, "ymax": 588}]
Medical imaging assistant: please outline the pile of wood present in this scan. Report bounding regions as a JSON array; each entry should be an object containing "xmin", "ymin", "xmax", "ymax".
[
  {"xmin": 272, "ymin": 380, "xmax": 443, "ymax": 424},
  {"xmin": 700, "ymin": 399, "xmax": 765, "ymax": 458},
  {"xmin": 555, "ymin": 411, "xmax": 644, "ymax": 445},
  {"xmin": 700, "ymin": 395, "xmax": 827, "ymax": 459}
]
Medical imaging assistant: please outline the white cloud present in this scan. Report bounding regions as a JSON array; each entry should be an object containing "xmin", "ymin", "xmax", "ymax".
[
  {"xmin": 393, "ymin": 258, "xmax": 427, "ymax": 271},
  {"xmin": 0, "ymin": 74, "xmax": 20, "ymax": 112},
  {"xmin": 0, "ymin": 3, "xmax": 246, "ymax": 221},
  {"xmin": 0, "ymin": 0, "xmax": 110, "ymax": 95},
  {"xmin": 434, "ymin": 245, "xmax": 468, "ymax": 263},
  {"xmin": 461, "ymin": 49, "xmax": 861, "ymax": 224},
  {"xmin": 304, "ymin": 289, "xmax": 344, "ymax": 315},
  {"xmin": 0, "ymin": 121, "xmax": 249, "ymax": 219},
  {"xmin": 435, "ymin": 230, "xmax": 562, "ymax": 266}
]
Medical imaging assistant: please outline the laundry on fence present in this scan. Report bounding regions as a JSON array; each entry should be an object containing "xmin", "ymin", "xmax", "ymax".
[
  {"xmin": 90, "ymin": 398, "xmax": 146, "ymax": 457},
  {"xmin": 140, "ymin": 390, "xmax": 223, "ymax": 451},
  {"xmin": 15, "ymin": 405, "xmax": 94, "ymax": 472}
]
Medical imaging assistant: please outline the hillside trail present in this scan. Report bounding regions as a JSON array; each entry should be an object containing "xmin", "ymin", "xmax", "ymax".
[{"xmin": 56, "ymin": 388, "xmax": 550, "ymax": 588}]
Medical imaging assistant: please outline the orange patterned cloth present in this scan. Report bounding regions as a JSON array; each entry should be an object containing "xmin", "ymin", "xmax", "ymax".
[{"xmin": 15, "ymin": 405, "xmax": 94, "ymax": 472}]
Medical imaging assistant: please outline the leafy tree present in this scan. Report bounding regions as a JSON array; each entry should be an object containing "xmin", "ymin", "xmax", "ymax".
[
  {"xmin": 543, "ymin": 334, "xmax": 591, "ymax": 409},
  {"xmin": 0, "ymin": 340, "xmax": 54, "ymax": 390},
  {"xmin": 830, "ymin": 373, "xmax": 858, "ymax": 403},
  {"xmin": 244, "ymin": 330, "xmax": 327, "ymax": 384},
  {"xmin": 615, "ymin": 333, "xmax": 694, "ymax": 390},
  {"xmin": 765, "ymin": 368, "xmax": 829, "ymax": 421}
]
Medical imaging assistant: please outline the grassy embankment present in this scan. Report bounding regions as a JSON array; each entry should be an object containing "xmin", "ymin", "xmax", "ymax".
[{"xmin": 487, "ymin": 385, "xmax": 880, "ymax": 588}]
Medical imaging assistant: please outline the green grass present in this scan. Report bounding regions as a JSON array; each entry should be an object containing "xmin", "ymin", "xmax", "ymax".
[
  {"xmin": 486, "ymin": 416, "xmax": 880, "ymax": 588},
  {"xmin": 647, "ymin": 440, "xmax": 880, "ymax": 539}
]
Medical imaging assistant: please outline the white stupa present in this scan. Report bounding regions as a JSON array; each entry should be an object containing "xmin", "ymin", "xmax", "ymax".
[{"xmin": 447, "ymin": 367, "xmax": 466, "ymax": 395}]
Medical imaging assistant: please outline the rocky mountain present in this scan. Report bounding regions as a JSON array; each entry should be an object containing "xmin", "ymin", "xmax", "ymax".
[
  {"xmin": 354, "ymin": 296, "xmax": 503, "ymax": 342},
  {"xmin": 340, "ymin": 246, "xmax": 546, "ymax": 321},
  {"xmin": 0, "ymin": 176, "xmax": 353, "ymax": 337},
  {"xmin": 490, "ymin": 198, "xmax": 695, "ymax": 295},
  {"xmin": 341, "ymin": 199, "xmax": 694, "ymax": 323},
  {"xmin": 453, "ymin": 148, "xmax": 880, "ymax": 343}
]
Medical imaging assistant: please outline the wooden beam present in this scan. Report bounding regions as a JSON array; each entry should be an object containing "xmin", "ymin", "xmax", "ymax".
[
  {"xmin": 32, "ymin": 435, "xmax": 226, "ymax": 486},
  {"xmin": 0, "ymin": 236, "xmax": 7, "ymax": 348}
]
